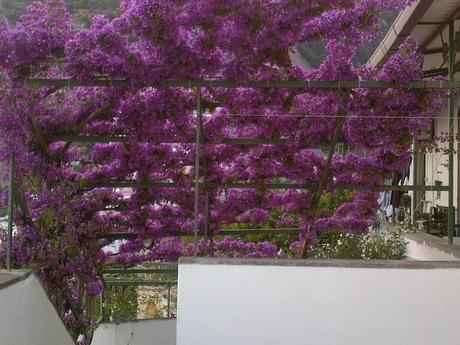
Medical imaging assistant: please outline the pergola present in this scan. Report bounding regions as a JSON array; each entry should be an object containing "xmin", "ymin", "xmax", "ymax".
[{"xmin": 4, "ymin": 77, "xmax": 457, "ymax": 274}]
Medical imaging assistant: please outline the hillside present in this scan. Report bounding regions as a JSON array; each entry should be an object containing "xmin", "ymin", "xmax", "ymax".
[
  {"xmin": 0, "ymin": 1, "xmax": 397, "ymax": 67},
  {"xmin": 296, "ymin": 10, "xmax": 398, "ymax": 67},
  {"xmin": 1, "ymin": 0, "xmax": 120, "ymax": 23}
]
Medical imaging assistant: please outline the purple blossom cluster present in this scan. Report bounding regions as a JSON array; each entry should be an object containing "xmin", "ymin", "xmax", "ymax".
[{"xmin": 0, "ymin": 0, "xmax": 444, "ymax": 342}]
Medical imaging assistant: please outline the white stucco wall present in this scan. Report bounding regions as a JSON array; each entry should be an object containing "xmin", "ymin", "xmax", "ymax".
[
  {"xmin": 0, "ymin": 272, "xmax": 75, "ymax": 345},
  {"xmin": 177, "ymin": 258, "xmax": 460, "ymax": 345},
  {"xmin": 91, "ymin": 319, "xmax": 176, "ymax": 345}
]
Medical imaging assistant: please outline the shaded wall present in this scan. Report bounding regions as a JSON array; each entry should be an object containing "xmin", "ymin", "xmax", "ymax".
[{"xmin": 0, "ymin": 271, "xmax": 75, "ymax": 345}]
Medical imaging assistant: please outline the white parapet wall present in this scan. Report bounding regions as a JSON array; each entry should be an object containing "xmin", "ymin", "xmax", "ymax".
[
  {"xmin": 0, "ymin": 270, "xmax": 75, "ymax": 345},
  {"xmin": 405, "ymin": 232, "xmax": 460, "ymax": 261},
  {"xmin": 91, "ymin": 319, "xmax": 176, "ymax": 345},
  {"xmin": 177, "ymin": 258, "xmax": 460, "ymax": 345}
]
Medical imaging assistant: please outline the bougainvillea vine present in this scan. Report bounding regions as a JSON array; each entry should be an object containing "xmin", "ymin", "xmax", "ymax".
[{"xmin": 0, "ymin": 0, "xmax": 445, "ymax": 342}]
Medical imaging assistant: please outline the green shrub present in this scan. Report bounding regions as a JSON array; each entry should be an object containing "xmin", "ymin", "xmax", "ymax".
[
  {"xmin": 96, "ymin": 286, "xmax": 138, "ymax": 323},
  {"xmin": 310, "ymin": 229, "xmax": 407, "ymax": 260}
]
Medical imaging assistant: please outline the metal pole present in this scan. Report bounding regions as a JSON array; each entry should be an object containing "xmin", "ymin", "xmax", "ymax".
[
  {"xmin": 6, "ymin": 152, "xmax": 15, "ymax": 271},
  {"xmin": 411, "ymin": 148, "xmax": 416, "ymax": 226},
  {"xmin": 99, "ymin": 291, "xmax": 104, "ymax": 321},
  {"xmin": 448, "ymin": 19, "xmax": 455, "ymax": 244},
  {"xmin": 193, "ymin": 88, "xmax": 202, "ymax": 256},
  {"xmin": 204, "ymin": 189, "xmax": 210, "ymax": 256},
  {"xmin": 167, "ymin": 285, "xmax": 171, "ymax": 318},
  {"xmin": 457, "ymin": 107, "xmax": 460, "ymax": 236}
]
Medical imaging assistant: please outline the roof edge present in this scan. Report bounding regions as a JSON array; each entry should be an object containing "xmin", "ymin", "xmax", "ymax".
[{"xmin": 368, "ymin": 0, "xmax": 434, "ymax": 68}]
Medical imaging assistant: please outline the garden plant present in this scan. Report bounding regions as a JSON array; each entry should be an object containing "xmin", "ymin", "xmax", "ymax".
[{"xmin": 0, "ymin": 0, "xmax": 444, "ymax": 342}]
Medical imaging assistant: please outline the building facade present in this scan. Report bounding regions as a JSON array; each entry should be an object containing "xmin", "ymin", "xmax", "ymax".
[{"xmin": 370, "ymin": 0, "xmax": 460, "ymax": 233}]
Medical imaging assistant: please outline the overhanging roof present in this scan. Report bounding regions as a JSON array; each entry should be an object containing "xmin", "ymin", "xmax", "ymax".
[{"xmin": 369, "ymin": 0, "xmax": 460, "ymax": 75}]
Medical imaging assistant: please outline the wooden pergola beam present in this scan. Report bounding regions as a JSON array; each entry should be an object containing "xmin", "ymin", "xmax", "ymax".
[
  {"xmin": 97, "ymin": 228, "xmax": 303, "ymax": 242},
  {"xmin": 87, "ymin": 180, "xmax": 449, "ymax": 192},
  {"xmin": 47, "ymin": 135, "xmax": 295, "ymax": 146},
  {"xmin": 24, "ymin": 78, "xmax": 460, "ymax": 89}
]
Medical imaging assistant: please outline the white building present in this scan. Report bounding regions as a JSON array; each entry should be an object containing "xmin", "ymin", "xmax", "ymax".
[{"xmin": 370, "ymin": 0, "xmax": 460, "ymax": 236}]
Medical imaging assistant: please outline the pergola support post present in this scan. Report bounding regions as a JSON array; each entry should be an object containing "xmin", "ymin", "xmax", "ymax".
[
  {"xmin": 6, "ymin": 152, "xmax": 15, "ymax": 271},
  {"xmin": 204, "ymin": 189, "xmax": 210, "ymax": 256},
  {"xmin": 167, "ymin": 284, "xmax": 171, "ymax": 318},
  {"xmin": 193, "ymin": 87, "xmax": 202, "ymax": 256},
  {"xmin": 448, "ymin": 19, "xmax": 456, "ymax": 244},
  {"xmin": 99, "ymin": 291, "xmax": 104, "ymax": 321}
]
